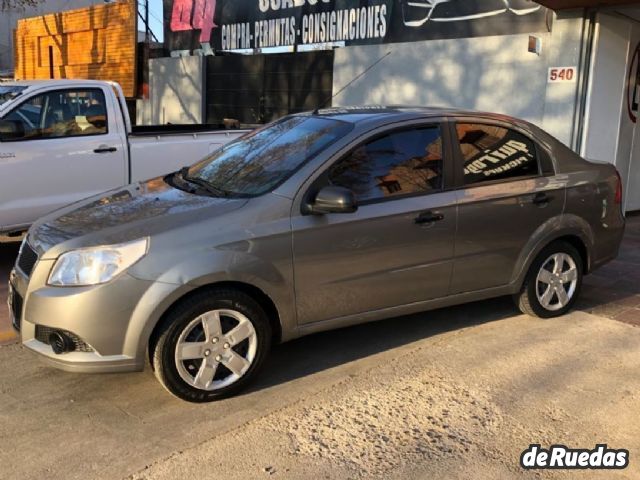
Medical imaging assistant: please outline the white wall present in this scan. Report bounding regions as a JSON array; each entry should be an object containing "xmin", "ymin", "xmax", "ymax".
[
  {"xmin": 581, "ymin": 14, "xmax": 631, "ymax": 163},
  {"xmin": 332, "ymin": 15, "xmax": 588, "ymax": 147},
  {"xmin": 333, "ymin": 32, "xmax": 550, "ymax": 125},
  {"xmin": 141, "ymin": 56, "xmax": 205, "ymax": 125},
  {"xmin": 540, "ymin": 13, "xmax": 588, "ymax": 148}
]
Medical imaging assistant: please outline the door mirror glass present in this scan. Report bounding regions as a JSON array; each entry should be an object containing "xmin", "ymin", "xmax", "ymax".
[
  {"xmin": 309, "ymin": 186, "xmax": 358, "ymax": 214},
  {"xmin": 0, "ymin": 119, "xmax": 25, "ymax": 141}
]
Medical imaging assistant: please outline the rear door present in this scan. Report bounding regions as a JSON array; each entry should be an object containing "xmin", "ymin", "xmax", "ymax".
[
  {"xmin": 0, "ymin": 86, "xmax": 126, "ymax": 230},
  {"xmin": 450, "ymin": 120, "xmax": 564, "ymax": 294},
  {"xmin": 291, "ymin": 121, "xmax": 457, "ymax": 325}
]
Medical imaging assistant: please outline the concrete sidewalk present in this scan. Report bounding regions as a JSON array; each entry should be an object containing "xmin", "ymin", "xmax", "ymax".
[
  {"xmin": 578, "ymin": 214, "xmax": 640, "ymax": 325},
  {"xmin": 127, "ymin": 310, "xmax": 640, "ymax": 480}
]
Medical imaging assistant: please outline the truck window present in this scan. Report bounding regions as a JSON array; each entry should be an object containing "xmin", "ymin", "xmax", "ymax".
[{"xmin": 3, "ymin": 88, "xmax": 108, "ymax": 141}]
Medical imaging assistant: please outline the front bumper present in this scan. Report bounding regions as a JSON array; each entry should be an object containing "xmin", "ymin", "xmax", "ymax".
[{"xmin": 10, "ymin": 258, "xmax": 176, "ymax": 374}]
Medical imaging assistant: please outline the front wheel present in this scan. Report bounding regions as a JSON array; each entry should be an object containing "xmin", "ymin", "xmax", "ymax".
[
  {"xmin": 152, "ymin": 289, "xmax": 272, "ymax": 402},
  {"xmin": 515, "ymin": 241, "xmax": 583, "ymax": 318}
]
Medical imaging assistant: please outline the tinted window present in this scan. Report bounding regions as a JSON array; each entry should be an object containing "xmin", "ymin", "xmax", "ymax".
[
  {"xmin": 3, "ymin": 89, "xmax": 107, "ymax": 140},
  {"xmin": 328, "ymin": 126, "xmax": 444, "ymax": 203},
  {"xmin": 187, "ymin": 115, "xmax": 353, "ymax": 196},
  {"xmin": 456, "ymin": 123, "xmax": 538, "ymax": 185}
]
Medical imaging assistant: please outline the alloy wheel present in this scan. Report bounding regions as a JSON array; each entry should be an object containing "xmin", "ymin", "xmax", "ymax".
[
  {"xmin": 535, "ymin": 253, "xmax": 579, "ymax": 312},
  {"xmin": 174, "ymin": 309, "xmax": 257, "ymax": 391}
]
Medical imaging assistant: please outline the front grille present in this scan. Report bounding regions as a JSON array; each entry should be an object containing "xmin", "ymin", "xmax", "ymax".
[
  {"xmin": 35, "ymin": 326, "xmax": 94, "ymax": 353},
  {"xmin": 10, "ymin": 289, "xmax": 22, "ymax": 332},
  {"xmin": 17, "ymin": 242, "xmax": 38, "ymax": 277}
]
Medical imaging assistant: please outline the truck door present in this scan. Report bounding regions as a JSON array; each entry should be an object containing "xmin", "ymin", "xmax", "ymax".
[{"xmin": 0, "ymin": 87, "xmax": 127, "ymax": 230}]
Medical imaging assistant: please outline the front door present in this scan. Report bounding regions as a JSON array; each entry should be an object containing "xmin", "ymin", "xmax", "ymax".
[
  {"xmin": 0, "ymin": 87, "xmax": 126, "ymax": 230},
  {"xmin": 291, "ymin": 123, "xmax": 457, "ymax": 325}
]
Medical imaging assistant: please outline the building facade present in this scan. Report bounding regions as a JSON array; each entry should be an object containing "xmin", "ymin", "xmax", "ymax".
[
  {"xmin": 0, "ymin": 0, "xmax": 103, "ymax": 76},
  {"xmin": 6, "ymin": 1, "xmax": 640, "ymax": 211}
]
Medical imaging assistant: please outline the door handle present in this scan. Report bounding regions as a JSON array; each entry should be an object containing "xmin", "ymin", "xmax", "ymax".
[
  {"xmin": 414, "ymin": 210, "xmax": 445, "ymax": 225},
  {"xmin": 532, "ymin": 192, "xmax": 552, "ymax": 206},
  {"xmin": 94, "ymin": 146, "xmax": 117, "ymax": 154}
]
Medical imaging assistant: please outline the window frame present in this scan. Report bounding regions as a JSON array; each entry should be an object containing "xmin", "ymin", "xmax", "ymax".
[
  {"xmin": 302, "ymin": 119, "xmax": 455, "ymax": 210},
  {"xmin": 449, "ymin": 118, "xmax": 553, "ymax": 189},
  {"xmin": 0, "ymin": 87, "xmax": 110, "ymax": 143}
]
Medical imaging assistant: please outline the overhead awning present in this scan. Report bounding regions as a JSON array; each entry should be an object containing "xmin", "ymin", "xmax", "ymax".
[{"xmin": 536, "ymin": 0, "xmax": 640, "ymax": 9}]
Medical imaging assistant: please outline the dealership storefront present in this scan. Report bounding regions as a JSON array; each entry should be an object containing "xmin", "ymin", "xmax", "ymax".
[{"xmin": 137, "ymin": 0, "xmax": 640, "ymax": 211}]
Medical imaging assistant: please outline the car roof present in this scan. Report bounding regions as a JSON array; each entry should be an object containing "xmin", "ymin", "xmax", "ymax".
[{"xmin": 311, "ymin": 105, "xmax": 523, "ymax": 124}]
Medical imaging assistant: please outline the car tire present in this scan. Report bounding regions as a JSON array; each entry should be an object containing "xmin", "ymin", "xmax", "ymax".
[
  {"xmin": 515, "ymin": 241, "xmax": 583, "ymax": 318},
  {"xmin": 152, "ymin": 288, "xmax": 272, "ymax": 402}
]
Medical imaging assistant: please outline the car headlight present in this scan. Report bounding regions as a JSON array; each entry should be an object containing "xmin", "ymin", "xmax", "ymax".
[{"xmin": 48, "ymin": 238, "xmax": 148, "ymax": 287}]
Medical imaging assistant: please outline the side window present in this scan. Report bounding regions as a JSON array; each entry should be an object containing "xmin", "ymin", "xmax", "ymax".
[
  {"xmin": 328, "ymin": 126, "xmax": 444, "ymax": 203},
  {"xmin": 456, "ymin": 123, "xmax": 539, "ymax": 185},
  {"xmin": 3, "ymin": 89, "xmax": 107, "ymax": 141}
]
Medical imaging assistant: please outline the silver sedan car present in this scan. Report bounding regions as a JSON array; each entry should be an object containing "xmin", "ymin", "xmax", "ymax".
[{"xmin": 9, "ymin": 107, "xmax": 624, "ymax": 402}]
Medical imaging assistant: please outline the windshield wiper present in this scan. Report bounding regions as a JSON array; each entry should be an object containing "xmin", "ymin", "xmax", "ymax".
[{"xmin": 179, "ymin": 166, "xmax": 229, "ymax": 198}]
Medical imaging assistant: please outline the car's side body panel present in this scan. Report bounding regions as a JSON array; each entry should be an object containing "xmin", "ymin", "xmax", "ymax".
[
  {"xmin": 452, "ymin": 176, "xmax": 565, "ymax": 293},
  {"xmin": 291, "ymin": 190, "xmax": 458, "ymax": 325}
]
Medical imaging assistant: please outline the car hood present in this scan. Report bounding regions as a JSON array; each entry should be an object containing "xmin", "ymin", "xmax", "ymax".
[{"xmin": 29, "ymin": 177, "xmax": 248, "ymax": 258}]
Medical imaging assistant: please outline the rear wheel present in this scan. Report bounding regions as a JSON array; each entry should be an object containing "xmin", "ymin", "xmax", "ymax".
[
  {"xmin": 152, "ymin": 288, "xmax": 272, "ymax": 402},
  {"xmin": 515, "ymin": 241, "xmax": 583, "ymax": 318}
]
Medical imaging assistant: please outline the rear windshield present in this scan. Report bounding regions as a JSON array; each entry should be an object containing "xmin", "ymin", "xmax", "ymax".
[
  {"xmin": 186, "ymin": 115, "xmax": 353, "ymax": 196},
  {"xmin": 0, "ymin": 86, "xmax": 27, "ymax": 107}
]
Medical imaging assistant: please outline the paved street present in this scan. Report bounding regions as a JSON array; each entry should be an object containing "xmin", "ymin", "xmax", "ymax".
[{"xmin": 0, "ymin": 218, "xmax": 639, "ymax": 479}]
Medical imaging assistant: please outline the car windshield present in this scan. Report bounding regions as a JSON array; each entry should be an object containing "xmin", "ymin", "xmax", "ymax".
[
  {"xmin": 185, "ymin": 115, "xmax": 353, "ymax": 197},
  {"xmin": 0, "ymin": 86, "xmax": 27, "ymax": 107}
]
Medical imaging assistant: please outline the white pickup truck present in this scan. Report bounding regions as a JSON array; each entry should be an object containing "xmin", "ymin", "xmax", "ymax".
[{"xmin": 0, "ymin": 79, "xmax": 249, "ymax": 235}]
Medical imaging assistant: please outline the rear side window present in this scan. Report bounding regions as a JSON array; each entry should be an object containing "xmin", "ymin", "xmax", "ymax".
[
  {"xmin": 456, "ymin": 123, "xmax": 539, "ymax": 185},
  {"xmin": 328, "ymin": 126, "xmax": 444, "ymax": 203}
]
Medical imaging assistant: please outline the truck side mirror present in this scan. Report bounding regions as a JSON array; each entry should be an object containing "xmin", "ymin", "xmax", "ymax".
[
  {"xmin": 0, "ymin": 119, "xmax": 25, "ymax": 141},
  {"xmin": 308, "ymin": 186, "xmax": 358, "ymax": 215}
]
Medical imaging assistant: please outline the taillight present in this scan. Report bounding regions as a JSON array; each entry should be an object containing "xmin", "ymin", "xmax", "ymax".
[{"xmin": 615, "ymin": 170, "xmax": 623, "ymax": 205}]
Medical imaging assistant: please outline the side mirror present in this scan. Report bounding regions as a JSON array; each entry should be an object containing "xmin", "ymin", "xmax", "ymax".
[
  {"xmin": 0, "ymin": 119, "xmax": 25, "ymax": 141},
  {"xmin": 309, "ymin": 186, "xmax": 358, "ymax": 215}
]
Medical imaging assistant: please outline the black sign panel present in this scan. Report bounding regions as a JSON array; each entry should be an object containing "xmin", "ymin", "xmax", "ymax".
[
  {"xmin": 163, "ymin": 0, "xmax": 550, "ymax": 55},
  {"xmin": 205, "ymin": 51, "xmax": 335, "ymax": 123}
]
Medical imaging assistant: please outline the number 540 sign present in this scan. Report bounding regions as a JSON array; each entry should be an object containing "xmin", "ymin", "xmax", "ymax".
[{"xmin": 548, "ymin": 66, "xmax": 577, "ymax": 83}]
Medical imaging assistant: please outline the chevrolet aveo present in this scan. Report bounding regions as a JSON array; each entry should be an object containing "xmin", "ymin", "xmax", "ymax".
[{"xmin": 8, "ymin": 107, "xmax": 625, "ymax": 402}]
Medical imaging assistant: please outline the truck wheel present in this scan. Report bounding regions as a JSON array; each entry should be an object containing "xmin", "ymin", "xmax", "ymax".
[
  {"xmin": 152, "ymin": 288, "xmax": 272, "ymax": 402},
  {"xmin": 515, "ymin": 241, "xmax": 583, "ymax": 318}
]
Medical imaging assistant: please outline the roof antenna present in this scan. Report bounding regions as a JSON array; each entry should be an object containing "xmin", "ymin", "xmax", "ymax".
[{"xmin": 313, "ymin": 50, "xmax": 393, "ymax": 114}]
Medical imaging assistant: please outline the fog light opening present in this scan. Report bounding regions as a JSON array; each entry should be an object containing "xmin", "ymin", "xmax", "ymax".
[{"xmin": 49, "ymin": 331, "xmax": 74, "ymax": 354}]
